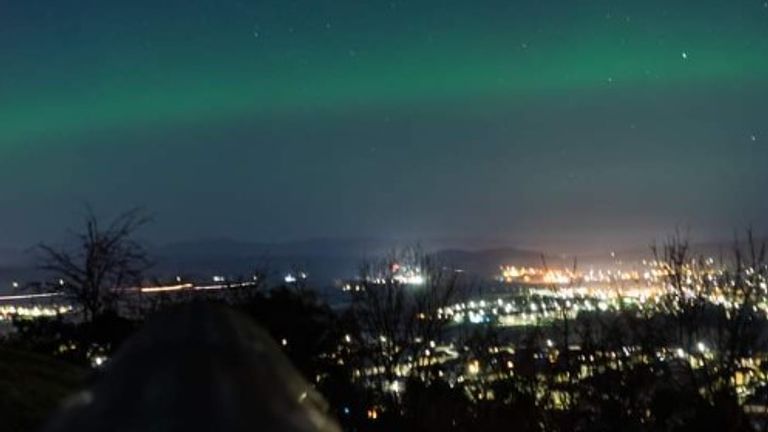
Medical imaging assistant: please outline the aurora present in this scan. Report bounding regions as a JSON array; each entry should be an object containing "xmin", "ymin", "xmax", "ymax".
[{"xmin": 1, "ymin": 0, "xmax": 767, "ymax": 251}]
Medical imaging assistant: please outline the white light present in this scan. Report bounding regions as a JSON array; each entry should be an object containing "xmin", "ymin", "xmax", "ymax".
[
  {"xmin": 390, "ymin": 381, "xmax": 401, "ymax": 393},
  {"xmin": 409, "ymin": 275, "xmax": 425, "ymax": 285},
  {"xmin": 468, "ymin": 312, "xmax": 484, "ymax": 324}
]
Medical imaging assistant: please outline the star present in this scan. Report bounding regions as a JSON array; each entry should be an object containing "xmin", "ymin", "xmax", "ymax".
[{"xmin": 681, "ymin": 51, "xmax": 688, "ymax": 60}]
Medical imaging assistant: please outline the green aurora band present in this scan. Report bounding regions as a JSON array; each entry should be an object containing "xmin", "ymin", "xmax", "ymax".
[{"xmin": 3, "ymin": 0, "xmax": 768, "ymax": 146}]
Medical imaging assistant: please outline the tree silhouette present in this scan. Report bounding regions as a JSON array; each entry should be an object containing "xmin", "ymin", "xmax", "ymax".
[{"xmin": 36, "ymin": 208, "xmax": 151, "ymax": 323}]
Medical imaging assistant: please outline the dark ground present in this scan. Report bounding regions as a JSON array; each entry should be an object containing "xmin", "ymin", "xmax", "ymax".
[{"xmin": 0, "ymin": 348, "xmax": 86, "ymax": 432}]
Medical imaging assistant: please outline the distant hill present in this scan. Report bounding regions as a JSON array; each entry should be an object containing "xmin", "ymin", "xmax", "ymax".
[
  {"xmin": 154, "ymin": 237, "xmax": 397, "ymax": 260},
  {"xmin": 575, "ymin": 238, "xmax": 768, "ymax": 269},
  {"xmin": 151, "ymin": 237, "xmax": 402, "ymax": 285},
  {"xmin": 434, "ymin": 247, "xmax": 547, "ymax": 275},
  {"xmin": 2, "ymin": 237, "xmax": 763, "ymax": 293},
  {"xmin": 151, "ymin": 239, "xmax": 551, "ymax": 286}
]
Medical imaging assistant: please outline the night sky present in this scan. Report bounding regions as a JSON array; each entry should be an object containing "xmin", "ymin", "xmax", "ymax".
[{"xmin": 2, "ymin": 0, "xmax": 767, "ymax": 252}]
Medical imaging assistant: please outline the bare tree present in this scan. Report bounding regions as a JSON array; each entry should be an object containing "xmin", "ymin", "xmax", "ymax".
[
  {"xmin": 652, "ymin": 229, "xmax": 705, "ymax": 351},
  {"xmin": 348, "ymin": 247, "xmax": 461, "ymax": 397},
  {"xmin": 37, "ymin": 208, "xmax": 151, "ymax": 323},
  {"xmin": 712, "ymin": 229, "xmax": 767, "ymax": 396},
  {"xmin": 653, "ymin": 228, "xmax": 767, "ymax": 415}
]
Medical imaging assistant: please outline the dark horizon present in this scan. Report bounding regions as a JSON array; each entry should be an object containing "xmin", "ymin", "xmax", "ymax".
[{"xmin": 2, "ymin": 228, "xmax": 764, "ymax": 262}]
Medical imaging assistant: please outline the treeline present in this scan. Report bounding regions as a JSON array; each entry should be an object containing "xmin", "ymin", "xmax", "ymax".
[{"xmin": 4, "ymin": 211, "xmax": 768, "ymax": 432}]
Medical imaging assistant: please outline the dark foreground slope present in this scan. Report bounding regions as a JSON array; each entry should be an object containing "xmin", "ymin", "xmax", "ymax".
[{"xmin": 0, "ymin": 348, "xmax": 86, "ymax": 432}]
